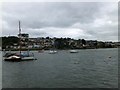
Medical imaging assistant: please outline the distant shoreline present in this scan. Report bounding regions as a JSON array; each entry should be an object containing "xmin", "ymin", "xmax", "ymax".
[{"xmin": 2, "ymin": 47, "xmax": 119, "ymax": 51}]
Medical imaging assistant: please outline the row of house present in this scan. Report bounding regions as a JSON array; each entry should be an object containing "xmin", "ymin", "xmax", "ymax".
[
  {"xmin": 28, "ymin": 37, "xmax": 120, "ymax": 49},
  {"xmin": 2, "ymin": 33, "xmax": 120, "ymax": 50}
]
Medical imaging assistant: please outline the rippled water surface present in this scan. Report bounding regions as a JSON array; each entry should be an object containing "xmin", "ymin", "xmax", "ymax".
[{"xmin": 2, "ymin": 48, "xmax": 118, "ymax": 88}]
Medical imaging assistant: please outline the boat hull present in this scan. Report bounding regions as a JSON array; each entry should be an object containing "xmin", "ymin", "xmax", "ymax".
[
  {"xmin": 4, "ymin": 55, "xmax": 36, "ymax": 61},
  {"xmin": 21, "ymin": 57, "xmax": 35, "ymax": 61},
  {"xmin": 4, "ymin": 58, "xmax": 21, "ymax": 62}
]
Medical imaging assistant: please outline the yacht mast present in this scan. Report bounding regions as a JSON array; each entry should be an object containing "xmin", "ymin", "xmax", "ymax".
[{"xmin": 19, "ymin": 20, "xmax": 21, "ymax": 54}]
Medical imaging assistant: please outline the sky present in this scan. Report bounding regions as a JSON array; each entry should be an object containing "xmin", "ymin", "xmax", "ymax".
[{"xmin": 1, "ymin": 2, "xmax": 118, "ymax": 41}]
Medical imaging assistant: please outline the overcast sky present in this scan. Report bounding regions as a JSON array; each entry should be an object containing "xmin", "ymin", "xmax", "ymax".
[{"xmin": 2, "ymin": 2, "xmax": 118, "ymax": 41}]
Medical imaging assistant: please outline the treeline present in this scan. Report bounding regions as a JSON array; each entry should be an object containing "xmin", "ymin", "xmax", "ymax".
[
  {"xmin": 1, "ymin": 36, "xmax": 19, "ymax": 49},
  {"xmin": 54, "ymin": 38, "xmax": 86, "ymax": 49}
]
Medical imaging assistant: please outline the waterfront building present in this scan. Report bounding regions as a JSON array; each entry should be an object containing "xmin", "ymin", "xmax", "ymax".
[{"xmin": 18, "ymin": 33, "xmax": 29, "ymax": 49}]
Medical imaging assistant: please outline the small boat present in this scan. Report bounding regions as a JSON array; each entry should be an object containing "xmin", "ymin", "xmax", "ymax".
[
  {"xmin": 20, "ymin": 52, "xmax": 36, "ymax": 61},
  {"xmin": 49, "ymin": 50, "xmax": 57, "ymax": 54},
  {"xmin": 4, "ymin": 52, "xmax": 36, "ymax": 61},
  {"xmin": 4, "ymin": 54, "xmax": 21, "ymax": 61},
  {"xmin": 69, "ymin": 50, "xmax": 78, "ymax": 53},
  {"xmin": 3, "ymin": 52, "xmax": 21, "ymax": 61}
]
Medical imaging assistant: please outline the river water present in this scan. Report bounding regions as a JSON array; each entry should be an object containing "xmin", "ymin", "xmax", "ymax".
[{"xmin": 2, "ymin": 48, "xmax": 118, "ymax": 88}]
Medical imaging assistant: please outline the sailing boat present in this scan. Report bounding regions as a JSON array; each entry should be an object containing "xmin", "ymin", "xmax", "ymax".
[
  {"xmin": 4, "ymin": 21, "xmax": 36, "ymax": 61},
  {"xmin": 49, "ymin": 40, "xmax": 57, "ymax": 54}
]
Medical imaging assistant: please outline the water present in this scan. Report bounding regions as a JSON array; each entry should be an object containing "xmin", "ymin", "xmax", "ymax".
[
  {"xmin": 0, "ymin": 52, "xmax": 2, "ymax": 89},
  {"xmin": 2, "ymin": 48, "xmax": 118, "ymax": 88}
]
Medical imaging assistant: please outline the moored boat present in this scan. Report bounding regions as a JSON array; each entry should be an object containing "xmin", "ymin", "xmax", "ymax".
[
  {"xmin": 69, "ymin": 50, "xmax": 78, "ymax": 53},
  {"xmin": 49, "ymin": 50, "xmax": 57, "ymax": 54},
  {"xmin": 4, "ymin": 21, "xmax": 36, "ymax": 61},
  {"xmin": 4, "ymin": 52, "xmax": 36, "ymax": 61},
  {"xmin": 20, "ymin": 52, "xmax": 36, "ymax": 61},
  {"xmin": 4, "ymin": 55, "xmax": 21, "ymax": 61}
]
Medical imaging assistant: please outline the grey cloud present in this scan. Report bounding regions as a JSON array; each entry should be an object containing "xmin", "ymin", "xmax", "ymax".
[
  {"xmin": 2, "ymin": 2, "xmax": 101, "ymax": 28},
  {"xmin": 2, "ymin": 2, "xmax": 118, "ymax": 41}
]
